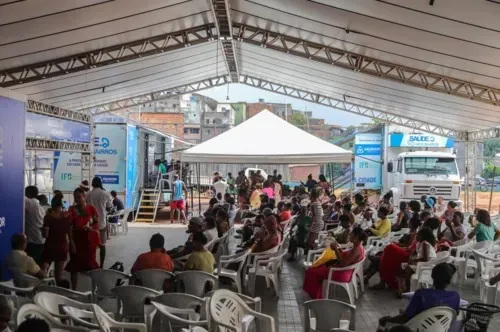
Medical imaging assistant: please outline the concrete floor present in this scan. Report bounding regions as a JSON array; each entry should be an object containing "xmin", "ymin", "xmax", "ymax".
[{"xmin": 100, "ymin": 225, "xmax": 500, "ymax": 332}]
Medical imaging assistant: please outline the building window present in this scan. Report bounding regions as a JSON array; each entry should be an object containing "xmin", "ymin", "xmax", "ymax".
[
  {"xmin": 192, "ymin": 128, "xmax": 200, "ymax": 134},
  {"xmin": 183, "ymin": 128, "xmax": 188, "ymax": 134},
  {"xmin": 206, "ymin": 119, "xmax": 210, "ymax": 124}
]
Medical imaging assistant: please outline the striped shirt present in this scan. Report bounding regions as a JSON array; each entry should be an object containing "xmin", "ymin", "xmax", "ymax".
[{"xmin": 310, "ymin": 201, "xmax": 324, "ymax": 233}]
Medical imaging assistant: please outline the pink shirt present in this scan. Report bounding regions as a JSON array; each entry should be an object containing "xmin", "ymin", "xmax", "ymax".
[{"xmin": 262, "ymin": 187, "xmax": 274, "ymax": 199}]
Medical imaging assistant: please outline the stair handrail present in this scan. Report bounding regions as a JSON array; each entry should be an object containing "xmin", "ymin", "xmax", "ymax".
[{"xmin": 151, "ymin": 171, "xmax": 162, "ymax": 223}]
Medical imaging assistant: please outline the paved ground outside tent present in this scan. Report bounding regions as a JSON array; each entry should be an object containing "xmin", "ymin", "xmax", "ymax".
[{"xmin": 103, "ymin": 225, "xmax": 500, "ymax": 332}]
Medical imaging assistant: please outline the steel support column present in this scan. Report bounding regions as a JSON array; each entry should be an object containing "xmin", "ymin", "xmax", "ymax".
[
  {"xmin": 464, "ymin": 141, "xmax": 477, "ymax": 212},
  {"xmin": 210, "ymin": 0, "xmax": 239, "ymax": 82},
  {"xmin": 240, "ymin": 75, "xmax": 461, "ymax": 137},
  {"xmin": 234, "ymin": 24, "xmax": 500, "ymax": 106}
]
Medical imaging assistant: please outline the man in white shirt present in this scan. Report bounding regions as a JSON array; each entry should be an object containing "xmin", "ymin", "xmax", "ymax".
[
  {"xmin": 5, "ymin": 233, "xmax": 46, "ymax": 279},
  {"xmin": 85, "ymin": 177, "xmax": 112, "ymax": 268},
  {"xmin": 24, "ymin": 186, "xmax": 45, "ymax": 265}
]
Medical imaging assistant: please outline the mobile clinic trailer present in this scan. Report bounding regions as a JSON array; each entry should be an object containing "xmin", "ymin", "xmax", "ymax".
[{"xmin": 53, "ymin": 123, "xmax": 174, "ymax": 210}]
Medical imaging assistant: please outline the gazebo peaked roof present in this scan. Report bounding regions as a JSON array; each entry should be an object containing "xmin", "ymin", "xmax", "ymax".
[{"xmin": 181, "ymin": 110, "xmax": 352, "ymax": 164}]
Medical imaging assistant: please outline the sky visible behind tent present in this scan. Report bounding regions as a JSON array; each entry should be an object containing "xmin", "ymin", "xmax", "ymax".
[{"xmin": 199, "ymin": 84, "xmax": 369, "ymax": 127}]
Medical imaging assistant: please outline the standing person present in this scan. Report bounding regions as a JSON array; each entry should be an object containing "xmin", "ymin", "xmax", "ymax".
[
  {"xmin": 41, "ymin": 198, "xmax": 71, "ymax": 286},
  {"xmin": 307, "ymin": 188, "xmax": 324, "ymax": 249},
  {"xmin": 235, "ymin": 171, "xmax": 249, "ymax": 192},
  {"xmin": 305, "ymin": 174, "xmax": 318, "ymax": 192},
  {"xmin": 226, "ymin": 172, "xmax": 237, "ymax": 197},
  {"xmin": 79, "ymin": 180, "xmax": 90, "ymax": 192},
  {"xmin": 24, "ymin": 186, "xmax": 46, "ymax": 266},
  {"xmin": 37, "ymin": 195, "xmax": 51, "ymax": 214},
  {"xmin": 262, "ymin": 181, "xmax": 275, "ymax": 199},
  {"xmin": 274, "ymin": 175, "xmax": 283, "ymax": 203},
  {"xmin": 85, "ymin": 177, "xmax": 112, "ymax": 268},
  {"xmin": 170, "ymin": 174, "xmax": 188, "ymax": 224},
  {"xmin": 66, "ymin": 188, "xmax": 100, "ymax": 290},
  {"xmin": 318, "ymin": 174, "xmax": 330, "ymax": 192}
]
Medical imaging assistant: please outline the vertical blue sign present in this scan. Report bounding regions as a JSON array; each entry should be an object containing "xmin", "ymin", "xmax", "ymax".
[
  {"xmin": 0, "ymin": 96, "xmax": 25, "ymax": 280},
  {"xmin": 354, "ymin": 133, "xmax": 382, "ymax": 189},
  {"xmin": 126, "ymin": 125, "xmax": 139, "ymax": 209}
]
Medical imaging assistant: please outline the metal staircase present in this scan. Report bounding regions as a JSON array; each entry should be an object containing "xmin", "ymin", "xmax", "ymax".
[{"xmin": 134, "ymin": 173, "xmax": 162, "ymax": 223}]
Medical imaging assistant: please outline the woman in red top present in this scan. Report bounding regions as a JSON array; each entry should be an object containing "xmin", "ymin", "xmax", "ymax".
[
  {"xmin": 41, "ymin": 198, "xmax": 71, "ymax": 285},
  {"xmin": 65, "ymin": 188, "xmax": 101, "ymax": 290}
]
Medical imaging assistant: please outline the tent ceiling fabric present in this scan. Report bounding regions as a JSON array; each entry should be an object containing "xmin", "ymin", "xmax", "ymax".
[
  {"xmin": 1, "ymin": 0, "xmax": 500, "ymax": 136},
  {"xmin": 181, "ymin": 110, "xmax": 352, "ymax": 164}
]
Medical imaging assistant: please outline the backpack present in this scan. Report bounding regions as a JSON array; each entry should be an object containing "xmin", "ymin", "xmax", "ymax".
[{"xmin": 109, "ymin": 261, "xmax": 125, "ymax": 286}]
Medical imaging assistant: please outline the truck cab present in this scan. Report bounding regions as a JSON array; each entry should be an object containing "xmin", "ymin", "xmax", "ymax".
[{"xmin": 387, "ymin": 151, "xmax": 462, "ymax": 210}]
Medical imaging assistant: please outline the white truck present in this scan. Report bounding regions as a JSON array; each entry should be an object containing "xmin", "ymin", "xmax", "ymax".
[{"xmin": 386, "ymin": 151, "xmax": 462, "ymax": 210}]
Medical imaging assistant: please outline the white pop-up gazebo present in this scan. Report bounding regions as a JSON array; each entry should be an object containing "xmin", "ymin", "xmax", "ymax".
[{"xmin": 182, "ymin": 110, "xmax": 352, "ymax": 164}]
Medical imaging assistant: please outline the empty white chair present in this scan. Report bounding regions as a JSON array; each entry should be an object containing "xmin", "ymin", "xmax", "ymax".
[
  {"xmin": 151, "ymin": 301, "xmax": 209, "ymax": 332},
  {"xmin": 176, "ymin": 271, "xmax": 218, "ymax": 298},
  {"xmin": 209, "ymin": 289, "xmax": 275, "ymax": 332},
  {"xmin": 469, "ymin": 248, "xmax": 500, "ymax": 290},
  {"xmin": 62, "ymin": 306, "xmax": 100, "ymax": 330},
  {"xmin": 215, "ymin": 250, "xmax": 250, "ymax": 294},
  {"xmin": 247, "ymin": 251, "xmax": 287, "ymax": 297},
  {"xmin": 92, "ymin": 303, "xmax": 146, "ymax": 332},
  {"xmin": 410, "ymin": 251, "xmax": 453, "ymax": 292},
  {"xmin": 34, "ymin": 292, "xmax": 93, "ymax": 320},
  {"xmin": 0, "ymin": 280, "xmax": 34, "ymax": 298},
  {"xmin": 132, "ymin": 269, "xmax": 175, "ymax": 292},
  {"xmin": 112, "ymin": 285, "xmax": 161, "ymax": 322},
  {"xmin": 206, "ymin": 290, "xmax": 262, "ymax": 332},
  {"xmin": 119, "ymin": 208, "xmax": 132, "ymax": 234},
  {"xmin": 86, "ymin": 269, "xmax": 131, "ymax": 303},
  {"xmin": 480, "ymin": 267, "xmax": 500, "ymax": 305},
  {"xmin": 405, "ymin": 306, "xmax": 456, "ymax": 332},
  {"xmin": 304, "ymin": 299, "xmax": 356, "ymax": 332},
  {"xmin": 35, "ymin": 285, "xmax": 92, "ymax": 303},
  {"xmin": 457, "ymin": 240, "xmax": 492, "ymax": 288},
  {"xmin": 182, "ymin": 328, "xmax": 208, "ymax": 332},
  {"xmin": 214, "ymin": 181, "xmax": 228, "ymax": 199},
  {"xmin": 17, "ymin": 304, "xmax": 88, "ymax": 332},
  {"xmin": 322, "ymin": 258, "xmax": 365, "ymax": 305}
]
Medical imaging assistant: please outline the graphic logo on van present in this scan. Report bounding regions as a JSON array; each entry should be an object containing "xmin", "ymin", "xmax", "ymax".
[
  {"xmin": 428, "ymin": 187, "xmax": 437, "ymax": 195},
  {"xmin": 94, "ymin": 137, "xmax": 117, "ymax": 155}
]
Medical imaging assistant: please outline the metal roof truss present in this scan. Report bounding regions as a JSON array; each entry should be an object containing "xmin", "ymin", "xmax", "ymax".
[
  {"xmin": 81, "ymin": 75, "xmax": 228, "ymax": 115},
  {"xmin": 234, "ymin": 24, "xmax": 500, "ymax": 107}
]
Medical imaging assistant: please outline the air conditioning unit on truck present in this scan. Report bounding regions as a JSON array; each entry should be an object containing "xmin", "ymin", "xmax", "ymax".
[{"xmin": 386, "ymin": 151, "xmax": 462, "ymax": 211}]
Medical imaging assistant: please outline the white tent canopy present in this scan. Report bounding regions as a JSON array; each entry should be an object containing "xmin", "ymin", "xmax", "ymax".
[{"xmin": 181, "ymin": 110, "xmax": 352, "ymax": 164}]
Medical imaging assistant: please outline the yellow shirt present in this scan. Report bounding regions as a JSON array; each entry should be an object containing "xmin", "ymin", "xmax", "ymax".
[
  {"xmin": 184, "ymin": 250, "xmax": 215, "ymax": 273},
  {"xmin": 6, "ymin": 250, "xmax": 41, "ymax": 276},
  {"xmin": 370, "ymin": 218, "xmax": 391, "ymax": 237}
]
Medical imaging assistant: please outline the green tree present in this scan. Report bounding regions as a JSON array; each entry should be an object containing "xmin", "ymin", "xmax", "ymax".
[
  {"xmin": 481, "ymin": 164, "xmax": 496, "ymax": 179},
  {"xmin": 290, "ymin": 112, "xmax": 307, "ymax": 126}
]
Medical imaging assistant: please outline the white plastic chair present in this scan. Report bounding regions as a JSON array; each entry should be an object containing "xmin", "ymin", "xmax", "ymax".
[
  {"xmin": 151, "ymin": 301, "xmax": 209, "ymax": 332},
  {"xmin": 12, "ymin": 273, "xmax": 55, "ymax": 288},
  {"xmin": 119, "ymin": 208, "xmax": 132, "ymax": 234},
  {"xmin": 206, "ymin": 290, "xmax": 262, "ymax": 332},
  {"xmin": 93, "ymin": 303, "xmax": 146, "ymax": 332},
  {"xmin": 304, "ymin": 299, "xmax": 356, "ymax": 332},
  {"xmin": 112, "ymin": 285, "xmax": 161, "ymax": 321},
  {"xmin": 62, "ymin": 306, "xmax": 100, "ymax": 330},
  {"xmin": 215, "ymin": 250, "xmax": 250, "ymax": 294},
  {"xmin": 322, "ymin": 258, "xmax": 365, "ymax": 305},
  {"xmin": 132, "ymin": 269, "xmax": 175, "ymax": 292},
  {"xmin": 176, "ymin": 271, "xmax": 218, "ymax": 298},
  {"xmin": 247, "ymin": 251, "xmax": 287, "ymax": 297},
  {"xmin": 470, "ymin": 249, "xmax": 500, "ymax": 292},
  {"xmin": 214, "ymin": 181, "xmax": 228, "ymax": 200},
  {"xmin": 455, "ymin": 240, "xmax": 492, "ymax": 288},
  {"xmin": 86, "ymin": 268, "xmax": 131, "ymax": 303},
  {"xmin": 33, "ymin": 291, "xmax": 93, "ymax": 320},
  {"xmin": 480, "ymin": 267, "xmax": 500, "ymax": 305},
  {"xmin": 410, "ymin": 251, "xmax": 453, "ymax": 292},
  {"xmin": 17, "ymin": 303, "xmax": 88, "ymax": 332},
  {"xmin": 0, "ymin": 280, "xmax": 34, "ymax": 298},
  {"xmin": 209, "ymin": 289, "xmax": 275, "ymax": 332},
  {"xmin": 35, "ymin": 285, "xmax": 92, "ymax": 303},
  {"xmin": 405, "ymin": 306, "xmax": 456, "ymax": 332}
]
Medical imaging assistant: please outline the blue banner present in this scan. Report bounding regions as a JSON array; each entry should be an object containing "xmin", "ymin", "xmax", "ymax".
[
  {"xmin": 389, "ymin": 133, "xmax": 454, "ymax": 148},
  {"xmin": 354, "ymin": 133, "xmax": 382, "ymax": 189},
  {"xmin": 26, "ymin": 112, "xmax": 90, "ymax": 143},
  {"xmin": 0, "ymin": 97, "xmax": 25, "ymax": 280},
  {"xmin": 126, "ymin": 125, "xmax": 139, "ymax": 209},
  {"xmin": 93, "ymin": 124, "xmax": 126, "ymax": 192}
]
